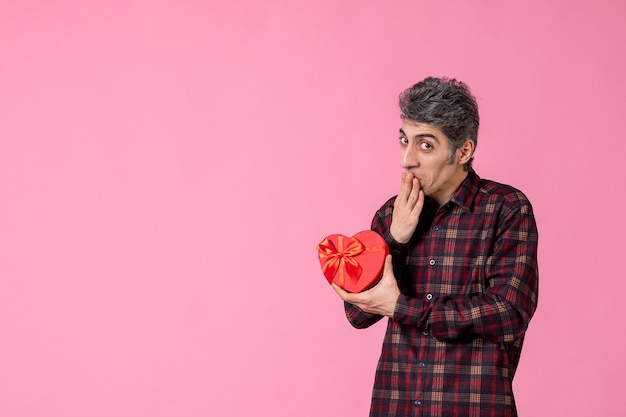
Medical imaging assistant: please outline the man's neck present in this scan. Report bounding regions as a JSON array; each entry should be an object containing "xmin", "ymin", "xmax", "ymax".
[{"xmin": 432, "ymin": 169, "xmax": 470, "ymax": 207}]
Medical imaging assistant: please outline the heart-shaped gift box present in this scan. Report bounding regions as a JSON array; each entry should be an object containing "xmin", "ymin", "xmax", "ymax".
[{"xmin": 316, "ymin": 230, "xmax": 389, "ymax": 293}]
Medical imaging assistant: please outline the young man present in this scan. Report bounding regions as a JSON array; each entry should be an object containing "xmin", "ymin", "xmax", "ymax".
[{"xmin": 333, "ymin": 77, "xmax": 539, "ymax": 417}]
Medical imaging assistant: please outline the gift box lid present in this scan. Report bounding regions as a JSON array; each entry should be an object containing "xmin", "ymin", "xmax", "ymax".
[{"xmin": 316, "ymin": 230, "xmax": 388, "ymax": 293}]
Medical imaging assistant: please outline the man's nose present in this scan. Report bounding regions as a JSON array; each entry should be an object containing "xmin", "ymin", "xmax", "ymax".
[{"xmin": 401, "ymin": 145, "xmax": 418, "ymax": 169}]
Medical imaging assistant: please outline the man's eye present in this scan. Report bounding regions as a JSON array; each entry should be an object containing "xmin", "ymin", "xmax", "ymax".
[
  {"xmin": 399, "ymin": 137, "xmax": 408, "ymax": 145},
  {"xmin": 420, "ymin": 142, "xmax": 433, "ymax": 150}
]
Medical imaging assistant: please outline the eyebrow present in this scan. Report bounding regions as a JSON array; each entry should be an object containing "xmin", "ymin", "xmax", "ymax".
[{"xmin": 399, "ymin": 128, "xmax": 440, "ymax": 143}]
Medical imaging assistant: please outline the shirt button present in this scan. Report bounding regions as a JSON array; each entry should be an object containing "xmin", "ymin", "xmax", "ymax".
[
  {"xmin": 423, "ymin": 329, "xmax": 429, "ymax": 335},
  {"xmin": 392, "ymin": 250, "xmax": 400, "ymax": 256},
  {"xmin": 419, "ymin": 361, "xmax": 426, "ymax": 368},
  {"xmin": 429, "ymin": 259, "xmax": 436, "ymax": 266},
  {"xmin": 414, "ymin": 400, "xmax": 422, "ymax": 406},
  {"xmin": 426, "ymin": 293, "xmax": 433, "ymax": 300},
  {"xmin": 433, "ymin": 226, "xmax": 439, "ymax": 231}
]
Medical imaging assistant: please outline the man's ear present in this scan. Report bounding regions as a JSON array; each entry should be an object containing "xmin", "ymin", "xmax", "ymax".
[{"xmin": 457, "ymin": 139, "xmax": 475, "ymax": 165}]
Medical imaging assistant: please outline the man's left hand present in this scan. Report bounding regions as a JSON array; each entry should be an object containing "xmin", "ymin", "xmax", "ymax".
[{"xmin": 332, "ymin": 254, "xmax": 400, "ymax": 317}]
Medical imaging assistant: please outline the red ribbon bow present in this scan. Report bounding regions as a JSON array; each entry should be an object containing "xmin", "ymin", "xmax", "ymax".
[{"xmin": 317, "ymin": 235, "xmax": 365, "ymax": 286}]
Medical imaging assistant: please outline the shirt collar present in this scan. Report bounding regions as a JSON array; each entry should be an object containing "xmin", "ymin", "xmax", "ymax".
[{"xmin": 448, "ymin": 169, "xmax": 480, "ymax": 212}]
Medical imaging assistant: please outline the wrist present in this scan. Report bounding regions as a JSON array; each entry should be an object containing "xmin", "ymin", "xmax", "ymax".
[
  {"xmin": 386, "ymin": 291, "xmax": 400, "ymax": 318},
  {"xmin": 390, "ymin": 226, "xmax": 411, "ymax": 244}
]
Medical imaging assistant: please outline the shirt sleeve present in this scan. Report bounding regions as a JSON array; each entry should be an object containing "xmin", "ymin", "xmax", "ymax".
[
  {"xmin": 343, "ymin": 198, "xmax": 408, "ymax": 329},
  {"xmin": 393, "ymin": 199, "xmax": 539, "ymax": 343}
]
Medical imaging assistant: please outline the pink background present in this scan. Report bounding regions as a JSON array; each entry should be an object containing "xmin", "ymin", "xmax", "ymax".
[{"xmin": 1, "ymin": 1, "xmax": 625, "ymax": 416}]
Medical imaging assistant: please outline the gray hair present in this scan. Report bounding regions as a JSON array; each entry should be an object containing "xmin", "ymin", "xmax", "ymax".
[{"xmin": 399, "ymin": 77, "xmax": 479, "ymax": 171}]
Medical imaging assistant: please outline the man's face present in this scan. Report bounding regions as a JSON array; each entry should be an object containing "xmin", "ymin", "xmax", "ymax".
[{"xmin": 399, "ymin": 119, "xmax": 466, "ymax": 205}]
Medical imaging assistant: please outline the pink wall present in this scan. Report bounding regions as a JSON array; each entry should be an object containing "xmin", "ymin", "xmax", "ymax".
[{"xmin": 1, "ymin": 1, "xmax": 625, "ymax": 416}]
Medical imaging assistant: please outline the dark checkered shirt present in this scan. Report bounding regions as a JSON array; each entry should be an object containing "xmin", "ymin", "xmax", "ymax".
[{"xmin": 345, "ymin": 170, "xmax": 539, "ymax": 417}]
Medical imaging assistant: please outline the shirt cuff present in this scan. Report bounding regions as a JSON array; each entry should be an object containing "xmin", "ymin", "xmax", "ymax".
[
  {"xmin": 393, "ymin": 293, "xmax": 428, "ymax": 328},
  {"xmin": 383, "ymin": 229, "xmax": 409, "ymax": 257}
]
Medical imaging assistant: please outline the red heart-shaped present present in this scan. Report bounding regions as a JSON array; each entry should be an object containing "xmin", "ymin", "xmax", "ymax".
[{"xmin": 316, "ymin": 230, "xmax": 389, "ymax": 293}]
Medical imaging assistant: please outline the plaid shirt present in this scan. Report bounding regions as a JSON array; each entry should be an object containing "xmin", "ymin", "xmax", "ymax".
[{"xmin": 345, "ymin": 170, "xmax": 539, "ymax": 417}]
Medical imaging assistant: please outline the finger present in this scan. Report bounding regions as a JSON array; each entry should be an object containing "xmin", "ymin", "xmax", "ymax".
[
  {"xmin": 397, "ymin": 171, "xmax": 414, "ymax": 203},
  {"xmin": 331, "ymin": 283, "xmax": 346, "ymax": 298},
  {"xmin": 406, "ymin": 177, "xmax": 420, "ymax": 207},
  {"xmin": 331, "ymin": 283, "xmax": 357, "ymax": 302},
  {"xmin": 412, "ymin": 189, "xmax": 425, "ymax": 215},
  {"xmin": 368, "ymin": 255, "xmax": 396, "ymax": 292},
  {"xmin": 383, "ymin": 254, "xmax": 394, "ymax": 274}
]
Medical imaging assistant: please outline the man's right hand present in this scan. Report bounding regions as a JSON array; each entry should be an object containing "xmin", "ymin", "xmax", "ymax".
[{"xmin": 390, "ymin": 172, "xmax": 424, "ymax": 244}]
